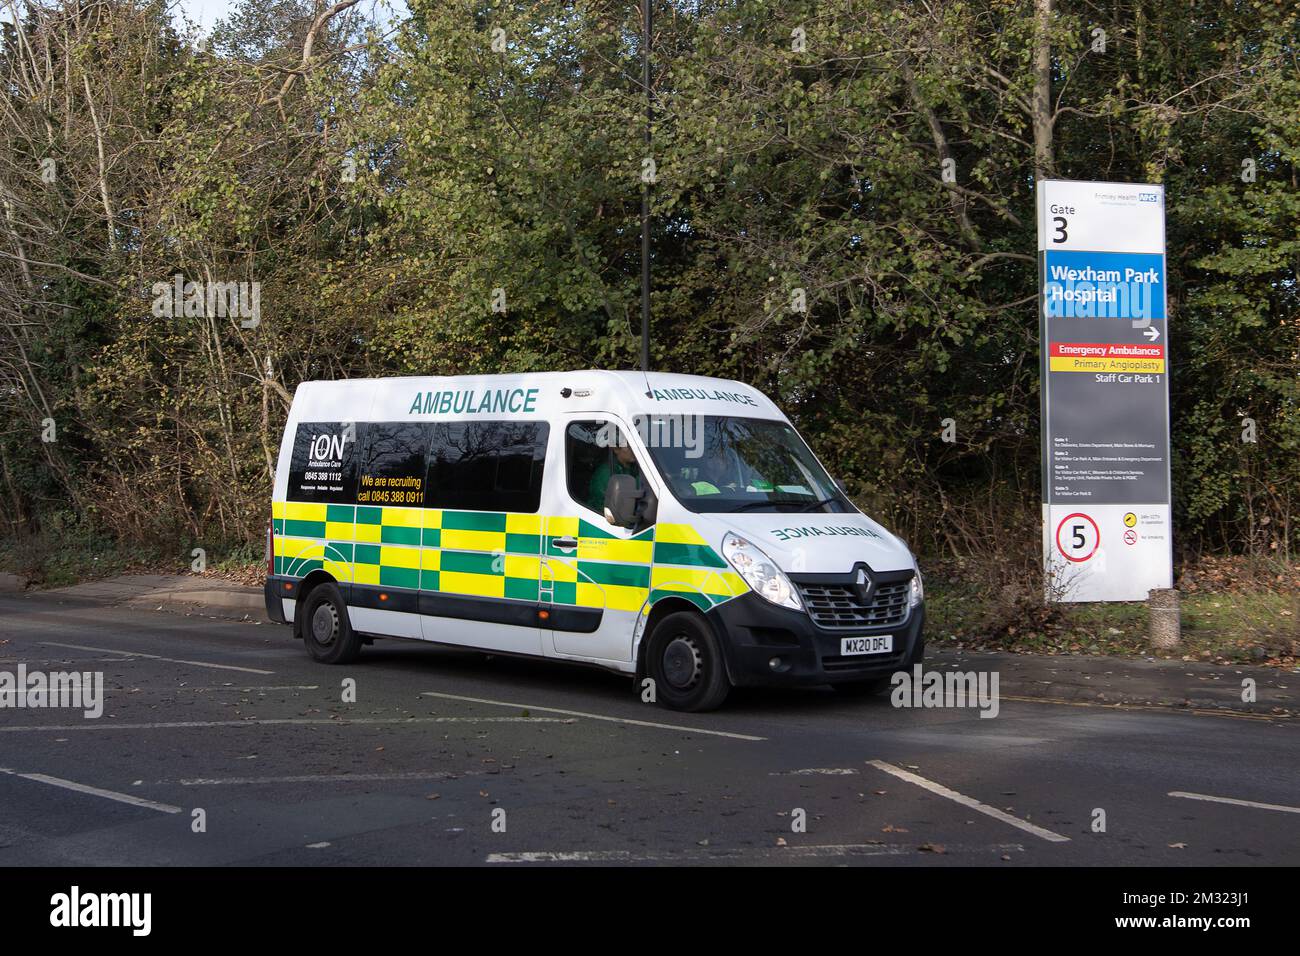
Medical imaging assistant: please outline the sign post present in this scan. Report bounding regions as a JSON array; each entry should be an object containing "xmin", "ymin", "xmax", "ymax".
[{"xmin": 1037, "ymin": 179, "xmax": 1173, "ymax": 602}]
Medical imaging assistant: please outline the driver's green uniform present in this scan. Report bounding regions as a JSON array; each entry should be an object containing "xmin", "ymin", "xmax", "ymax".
[{"xmin": 587, "ymin": 457, "xmax": 639, "ymax": 512}]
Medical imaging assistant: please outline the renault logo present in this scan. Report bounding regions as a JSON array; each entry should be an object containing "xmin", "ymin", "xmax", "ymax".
[{"xmin": 853, "ymin": 567, "xmax": 874, "ymax": 604}]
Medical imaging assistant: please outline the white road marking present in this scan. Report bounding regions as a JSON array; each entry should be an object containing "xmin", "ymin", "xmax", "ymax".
[
  {"xmin": 487, "ymin": 843, "xmax": 1024, "ymax": 863},
  {"xmin": 1169, "ymin": 791, "xmax": 1300, "ymax": 815},
  {"xmin": 866, "ymin": 759, "xmax": 1070, "ymax": 843},
  {"xmin": 0, "ymin": 767, "xmax": 182, "ymax": 814},
  {"xmin": 421, "ymin": 691, "xmax": 766, "ymax": 741},
  {"xmin": 163, "ymin": 685, "xmax": 320, "ymax": 692},
  {"xmin": 0, "ymin": 658, "xmax": 142, "ymax": 665},
  {"xmin": 0, "ymin": 716, "xmax": 576, "ymax": 733},
  {"xmin": 174, "ymin": 770, "xmax": 484, "ymax": 786},
  {"xmin": 770, "ymin": 768, "xmax": 858, "ymax": 776},
  {"xmin": 41, "ymin": 641, "xmax": 273, "ymax": 675}
]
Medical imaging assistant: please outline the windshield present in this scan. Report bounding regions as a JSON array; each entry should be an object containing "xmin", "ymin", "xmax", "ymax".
[{"xmin": 640, "ymin": 415, "xmax": 854, "ymax": 514}]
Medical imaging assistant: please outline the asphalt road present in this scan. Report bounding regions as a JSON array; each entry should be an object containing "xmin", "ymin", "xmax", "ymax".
[{"xmin": 0, "ymin": 592, "xmax": 1296, "ymax": 866}]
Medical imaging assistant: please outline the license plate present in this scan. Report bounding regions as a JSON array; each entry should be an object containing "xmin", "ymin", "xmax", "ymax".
[{"xmin": 840, "ymin": 635, "xmax": 893, "ymax": 656}]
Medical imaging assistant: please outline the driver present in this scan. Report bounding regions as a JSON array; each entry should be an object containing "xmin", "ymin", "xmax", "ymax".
[{"xmin": 587, "ymin": 441, "xmax": 641, "ymax": 513}]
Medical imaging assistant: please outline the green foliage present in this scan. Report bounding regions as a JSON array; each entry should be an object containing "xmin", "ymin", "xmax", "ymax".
[{"xmin": 0, "ymin": 0, "xmax": 1295, "ymax": 564}]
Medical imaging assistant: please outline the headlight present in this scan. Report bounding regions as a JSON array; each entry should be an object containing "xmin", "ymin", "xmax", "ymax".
[
  {"xmin": 909, "ymin": 567, "xmax": 924, "ymax": 607},
  {"xmin": 722, "ymin": 532, "xmax": 802, "ymax": 611}
]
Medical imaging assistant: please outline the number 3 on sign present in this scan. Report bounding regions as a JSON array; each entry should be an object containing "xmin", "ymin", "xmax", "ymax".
[
  {"xmin": 1056, "ymin": 513, "xmax": 1100, "ymax": 562},
  {"xmin": 1052, "ymin": 216, "xmax": 1068, "ymax": 243}
]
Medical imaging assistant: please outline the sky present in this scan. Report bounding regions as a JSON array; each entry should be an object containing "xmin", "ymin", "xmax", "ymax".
[
  {"xmin": 171, "ymin": 0, "xmax": 232, "ymax": 32},
  {"xmin": 0, "ymin": 0, "xmax": 409, "ymax": 36},
  {"xmin": 170, "ymin": 0, "xmax": 407, "ymax": 36}
]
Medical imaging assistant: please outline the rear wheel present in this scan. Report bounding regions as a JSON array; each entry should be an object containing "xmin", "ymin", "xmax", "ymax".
[
  {"xmin": 301, "ymin": 583, "xmax": 361, "ymax": 664},
  {"xmin": 646, "ymin": 611, "xmax": 730, "ymax": 712}
]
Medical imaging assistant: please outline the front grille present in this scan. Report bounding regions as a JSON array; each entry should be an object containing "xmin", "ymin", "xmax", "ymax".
[{"xmin": 797, "ymin": 578, "xmax": 911, "ymax": 630}]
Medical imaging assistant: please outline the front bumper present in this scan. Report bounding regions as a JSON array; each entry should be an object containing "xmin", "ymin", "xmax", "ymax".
[{"xmin": 706, "ymin": 590, "xmax": 925, "ymax": 687}]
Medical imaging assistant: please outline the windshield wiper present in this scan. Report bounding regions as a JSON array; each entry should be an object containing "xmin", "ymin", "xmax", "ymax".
[
  {"xmin": 799, "ymin": 496, "xmax": 840, "ymax": 513},
  {"xmin": 728, "ymin": 497, "xmax": 830, "ymax": 514}
]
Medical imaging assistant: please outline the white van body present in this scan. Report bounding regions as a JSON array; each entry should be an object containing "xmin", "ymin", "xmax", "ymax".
[{"xmin": 265, "ymin": 371, "xmax": 924, "ymax": 710}]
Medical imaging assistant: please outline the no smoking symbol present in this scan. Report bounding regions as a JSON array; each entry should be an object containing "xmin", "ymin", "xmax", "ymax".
[
  {"xmin": 1123, "ymin": 529, "xmax": 1138, "ymax": 546},
  {"xmin": 1056, "ymin": 513, "xmax": 1100, "ymax": 563}
]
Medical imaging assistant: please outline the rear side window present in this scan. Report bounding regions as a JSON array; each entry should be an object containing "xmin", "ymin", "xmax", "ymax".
[
  {"xmin": 356, "ymin": 423, "xmax": 434, "ymax": 506},
  {"xmin": 287, "ymin": 422, "xmax": 359, "ymax": 503},
  {"xmin": 426, "ymin": 421, "xmax": 549, "ymax": 513}
]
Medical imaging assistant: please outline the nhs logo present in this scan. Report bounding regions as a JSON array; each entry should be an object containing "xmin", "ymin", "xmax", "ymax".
[{"xmin": 1138, "ymin": 192, "xmax": 1159, "ymax": 203}]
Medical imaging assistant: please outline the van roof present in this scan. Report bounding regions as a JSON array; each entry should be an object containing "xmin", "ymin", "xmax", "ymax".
[{"xmin": 289, "ymin": 370, "xmax": 788, "ymax": 423}]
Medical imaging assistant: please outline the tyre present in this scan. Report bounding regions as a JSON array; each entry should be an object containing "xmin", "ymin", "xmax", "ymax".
[
  {"xmin": 300, "ymin": 583, "xmax": 361, "ymax": 664},
  {"xmin": 645, "ymin": 611, "xmax": 731, "ymax": 712}
]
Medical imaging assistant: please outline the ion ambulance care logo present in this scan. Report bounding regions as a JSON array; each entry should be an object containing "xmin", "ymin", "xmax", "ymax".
[{"xmin": 310, "ymin": 431, "xmax": 349, "ymax": 462}]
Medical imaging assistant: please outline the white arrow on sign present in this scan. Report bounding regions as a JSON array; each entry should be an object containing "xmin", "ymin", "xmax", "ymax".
[{"xmin": 1143, "ymin": 326, "xmax": 1160, "ymax": 342}]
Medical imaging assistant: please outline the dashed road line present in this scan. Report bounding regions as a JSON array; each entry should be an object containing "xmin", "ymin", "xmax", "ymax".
[
  {"xmin": 0, "ymin": 716, "xmax": 577, "ymax": 733},
  {"xmin": 487, "ymin": 843, "xmax": 1025, "ymax": 864},
  {"xmin": 1169, "ymin": 791, "xmax": 1300, "ymax": 815},
  {"xmin": 0, "ymin": 767, "xmax": 182, "ymax": 814},
  {"xmin": 40, "ymin": 641, "xmax": 274, "ymax": 675},
  {"xmin": 0, "ymin": 658, "xmax": 144, "ymax": 665},
  {"xmin": 421, "ymin": 690, "xmax": 766, "ymax": 741},
  {"xmin": 158, "ymin": 685, "xmax": 321, "ymax": 692},
  {"xmin": 867, "ymin": 759, "xmax": 1070, "ymax": 843},
  {"xmin": 769, "ymin": 768, "xmax": 858, "ymax": 776},
  {"xmin": 173, "ymin": 770, "xmax": 486, "ymax": 786}
]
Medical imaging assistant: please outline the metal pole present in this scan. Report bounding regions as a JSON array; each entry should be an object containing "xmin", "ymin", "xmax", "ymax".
[{"xmin": 640, "ymin": 0, "xmax": 652, "ymax": 372}]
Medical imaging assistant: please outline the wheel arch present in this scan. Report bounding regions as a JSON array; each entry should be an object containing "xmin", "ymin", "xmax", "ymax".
[
  {"xmin": 292, "ymin": 570, "xmax": 340, "ymax": 639},
  {"xmin": 635, "ymin": 594, "xmax": 735, "ymax": 683}
]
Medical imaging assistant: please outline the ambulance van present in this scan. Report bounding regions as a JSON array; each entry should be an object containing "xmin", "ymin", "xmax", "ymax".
[{"xmin": 265, "ymin": 371, "xmax": 924, "ymax": 711}]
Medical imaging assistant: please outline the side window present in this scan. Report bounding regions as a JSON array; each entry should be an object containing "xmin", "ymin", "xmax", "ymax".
[
  {"xmin": 566, "ymin": 420, "xmax": 643, "ymax": 516},
  {"xmin": 426, "ymin": 421, "xmax": 549, "ymax": 513},
  {"xmin": 356, "ymin": 423, "xmax": 433, "ymax": 506},
  {"xmin": 287, "ymin": 421, "xmax": 359, "ymax": 503}
]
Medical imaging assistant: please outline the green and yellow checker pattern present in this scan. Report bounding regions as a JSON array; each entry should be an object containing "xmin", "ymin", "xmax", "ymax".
[{"xmin": 272, "ymin": 501, "xmax": 748, "ymax": 614}]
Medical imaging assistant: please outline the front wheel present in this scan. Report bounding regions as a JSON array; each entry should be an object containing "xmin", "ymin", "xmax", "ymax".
[
  {"xmin": 645, "ymin": 611, "xmax": 731, "ymax": 712},
  {"xmin": 300, "ymin": 583, "xmax": 361, "ymax": 664}
]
